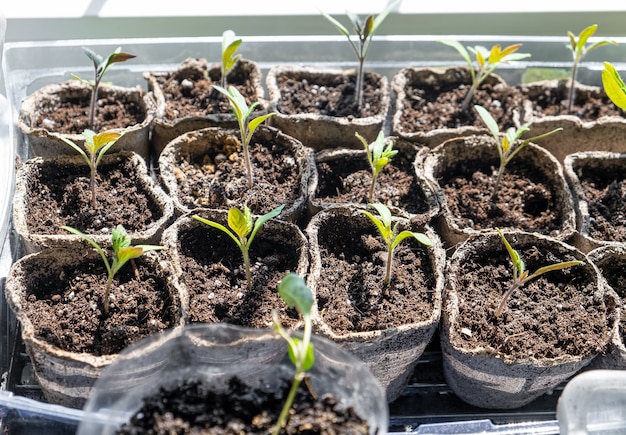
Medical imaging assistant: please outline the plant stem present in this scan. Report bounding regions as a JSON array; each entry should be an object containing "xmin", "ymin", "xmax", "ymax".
[
  {"xmin": 461, "ymin": 80, "xmax": 479, "ymax": 113},
  {"xmin": 384, "ymin": 246, "xmax": 393, "ymax": 286},
  {"xmin": 490, "ymin": 166, "xmax": 504, "ymax": 203},
  {"xmin": 103, "ymin": 273, "xmax": 113, "ymax": 315},
  {"xmin": 567, "ymin": 62, "xmax": 579, "ymax": 114},
  {"xmin": 368, "ymin": 175, "xmax": 377, "ymax": 204},
  {"xmin": 273, "ymin": 372, "xmax": 304, "ymax": 435},
  {"xmin": 243, "ymin": 144, "xmax": 254, "ymax": 188},
  {"xmin": 242, "ymin": 247, "xmax": 251, "ymax": 290},
  {"xmin": 90, "ymin": 155, "xmax": 97, "ymax": 208},
  {"xmin": 494, "ymin": 281, "xmax": 520, "ymax": 317},
  {"xmin": 356, "ymin": 57, "xmax": 365, "ymax": 111}
]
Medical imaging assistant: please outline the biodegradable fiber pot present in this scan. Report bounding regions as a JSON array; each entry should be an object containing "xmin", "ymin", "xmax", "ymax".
[
  {"xmin": 391, "ymin": 66, "xmax": 524, "ymax": 147},
  {"xmin": 563, "ymin": 151, "xmax": 626, "ymax": 253},
  {"xmin": 158, "ymin": 125, "xmax": 314, "ymax": 222},
  {"xmin": 519, "ymin": 79, "xmax": 626, "ymax": 164},
  {"xmin": 308, "ymin": 138, "xmax": 440, "ymax": 222},
  {"xmin": 145, "ymin": 57, "xmax": 266, "ymax": 156},
  {"xmin": 18, "ymin": 81, "xmax": 155, "ymax": 161},
  {"xmin": 441, "ymin": 230, "xmax": 612, "ymax": 409},
  {"xmin": 160, "ymin": 208, "xmax": 309, "ymax": 328},
  {"xmin": 77, "ymin": 324, "xmax": 388, "ymax": 434},
  {"xmin": 4, "ymin": 248, "xmax": 185, "ymax": 409},
  {"xmin": 306, "ymin": 205, "xmax": 445, "ymax": 402},
  {"xmin": 12, "ymin": 151, "xmax": 174, "ymax": 255},
  {"xmin": 417, "ymin": 134, "xmax": 576, "ymax": 247},
  {"xmin": 266, "ymin": 66, "xmax": 390, "ymax": 151}
]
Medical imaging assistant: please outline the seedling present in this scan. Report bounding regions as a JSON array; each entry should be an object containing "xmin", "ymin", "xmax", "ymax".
[
  {"xmin": 321, "ymin": 0, "xmax": 399, "ymax": 110},
  {"xmin": 362, "ymin": 203, "xmax": 432, "ymax": 286},
  {"xmin": 60, "ymin": 129, "xmax": 122, "ymax": 209},
  {"xmin": 356, "ymin": 130, "xmax": 397, "ymax": 203},
  {"xmin": 474, "ymin": 104, "xmax": 562, "ymax": 201},
  {"xmin": 439, "ymin": 40, "xmax": 530, "ymax": 112},
  {"xmin": 494, "ymin": 228, "xmax": 583, "ymax": 318},
  {"xmin": 192, "ymin": 204, "xmax": 284, "ymax": 290},
  {"xmin": 220, "ymin": 30, "xmax": 242, "ymax": 88},
  {"xmin": 565, "ymin": 25, "xmax": 616, "ymax": 113},
  {"xmin": 72, "ymin": 47, "xmax": 136, "ymax": 130},
  {"xmin": 62, "ymin": 225, "xmax": 164, "ymax": 315},
  {"xmin": 602, "ymin": 62, "xmax": 626, "ymax": 111},
  {"xmin": 271, "ymin": 273, "xmax": 315, "ymax": 435},
  {"xmin": 212, "ymin": 85, "xmax": 275, "ymax": 187}
]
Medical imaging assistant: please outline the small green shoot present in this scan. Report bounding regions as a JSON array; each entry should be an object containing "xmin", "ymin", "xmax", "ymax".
[
  {"xmin": 602, "ymin": 62, "xmax": 626, "ymax": 111},
  {"xmin": 494, "ymin": 228, "xmax": 583, "ymax": 318},
  {"xmin": 221, "ymin": 30, "xmax": 242, "ymax": 88},
  {"xmin": 356, "ymin": 131, "xmax": 397, "ymax": 203},
  {"xmin": 474, "ymin": 104, "xmax": 562, "ymax": 202},
  {"xmin": 212, "ymin": 85, "xmax": 275, "ymax": 187},
  {"xmin": 362, "ymin": 203, "xmax": 432, "ymax": 286},
  {"xmin": 192, "ymin": 204, "xmax": 284, "ymax": 290},
  {"xmin": 321, "ymin": 0, "xmax": 399, "ymax": 110},
  {"xmin": 72, "ymin": 47, "xmax": 136, "ymax": 130},
  {"xmin": 62, "ymin": 225, "xmax": 164, "ymax": 316},
  {"xmin": 439, "ymin": 40, "xmax": 530, "ymax": 112},
  {"xmin": 271, "ymin": 273, "xmax": 315, "ymax": 435},
  {"xmin": 60, "ymin": 129, "xmax": 122, "ymax": 209},
  {"xmin": 566, "ymin": 25, "xmax": 617, "ymax": 114}
]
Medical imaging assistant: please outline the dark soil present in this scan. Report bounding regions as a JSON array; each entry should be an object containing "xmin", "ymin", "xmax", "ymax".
[
  {"xmin": 117, "ymin": 377, "xmax": 370, "ymax": 434},
  {"xmin": 33, "ymin": 89, "xmax": 146, "ymax": 134},
  {"xmin": 451, "ymin": 241, "xmax": 609, "ymax": 359},
  {"xmin": 396, "ymin": 81, "xmax": 524, "ymax": 133},
  {"xmin": 176, "ymin": 224, "xmax": 301, "ymax": 328},
  {"xmin": 170, "ymin": 133, "xmax": 302, "ymax": 215},
  {"xmin": 275, "ymin": 72, "xmax": 385, "ymax": 119},
  {"xmin": 520, "ymin": 81, "xmax": 626, "ymax": 120},
  {"xmin": 577, "ymin": 166, "xmax": 626, "ymax": 243},
  {"xmin": 152, "ymin": 57, "xmax": 261, "ymax": 120},
  {"xmin": 441, "ymin": 158, "xmax": 562, "ymax": 236},
  {"xmin": 314, "ymin": 214, "xmax": 436, "ymax": 334},
  {"xmin": 594, "ymin": 257, "xmax": 626, "ymax": 345},
  {"xmin": 20, "ymin": 257, "xmax": 177, "ymax": 356},
  {"xmin": 25, "ymin": 155, "xmax": 163, "ymax": 234},
  {"xmin": 314, "ymin": 151, "xmax": 432, "ymax": 216}
]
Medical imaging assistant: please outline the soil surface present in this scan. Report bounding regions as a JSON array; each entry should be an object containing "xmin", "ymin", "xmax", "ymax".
[
  {"xmin": 441, "ymin": 157, "xmax": 563, "ymax": 236},
  {"xmin": 20, "ymin": 257, "xmax": 177, "ymax": 356},
  {"xmin": 314, "ymin": 213, "xmax": 436, "ymax": 334},
  {"xmin": 176, "ymin": 224, "xmax": 301, "ymax": 329},
  {"xmin": 33, "ymin": 89, "xmax": 146, "ymax": 134},
  {"xmin": 151, "ymin": 58, "xmax": 262, "ymax": 120},
  {"xmin": 25, "ymin": 155, "xmax": 163, "ymax": 234},
  {"xmin": 450, "ymin": 241, "xmax": 609, "ymax": 360},
  {"xmin": 116, "ymin": 377, "xmax": 370, "ymax": 434},
  {"xmin": 594, "ymin": 257, "xmax": 626, "ymax": 345},
  {"xmin": 577, "ymin": 165, "xmax": 626, "ymax": 243},
  {"xmin": 169, "ymin": 132, "xmax": 302, "ymax": 215},
  {"xmin": 396, "ymin": 81, "xmax": 524, "ymax": 133},
  {"xmin": 275, "ymin": 72, "xmax": 385, "ymax": 119},
  {"xmin": 314, "ymin": 151, "xmax": 432, "ymax": 216}
]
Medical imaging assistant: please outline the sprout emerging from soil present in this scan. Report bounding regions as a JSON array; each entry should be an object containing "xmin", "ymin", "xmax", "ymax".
[
  {"xmin": 192, "ymin": 204, "xmax": 284, "ymax": 290},
  {"xmin": 362, "ymin": 202, "xmax": 432, "ymax": 286},
  {"xmin": 212, "ymin": 85, "xmax": 275, "ymax": 187},
  {"xmin": 272, "ymin": 273, "xmax": 315, "ymax": 435},
  {"xmin": 62, "ymin": 225, "xmax": 164, "ymax": 316},
  {"xmin": 72, "ymin": 47, "xmax": 136, "ymax": 130},
  {"xmin": 60, "ymin": 129, "xmax": 122, "ymax": 209},
  {"xmin": 602, "ymin": 62, "xmax": 626, "ymax": 111},
  {"xmin": 439, "ymin": 40, "xmax": 530, "ymax": 112},
  {"xmin": 494, "ymin": 228, "xmax": 583, "ymax": 318},
  {"xmin": 356, "ymin": 130, "xmax": 397, "ymax": 203},
  {"xmin": 221, "ymin": 30, "xmax": 242, "ymax": 88}
]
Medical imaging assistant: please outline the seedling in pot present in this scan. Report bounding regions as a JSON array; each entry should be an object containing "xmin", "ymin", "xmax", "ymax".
[
  {"xmin": 356, "ymin": 130, "xmax": 397, "ymax": 203},
  {"xmin": 62, "ymin": 224, "xmax": 165, "ymax": 316},
  {"xmin": 438, "ymin": 40, "xmax": 530, "ymax": 112},
  {"xmin": 192, "ymin": 204, "xmax": 284, "ymax": 290},
  {"xmin": 71, "ymin": 47, "xmax": 136, "ymax": 130},
  {"xmin": 60, "ymin": 129, "xmax": 123, "ymax": 209},
  {"xmin": 362, "ymin": 202, "xmax": 432, "ymax": 287},
  {"xmin": 474, "ymin": 104, "xmax": 562, "ymax": 202},
  {"xmin": 220, "ymin": 30, "xmax": 242, "ymax": 88},
  {"xmin": 494, "ymin": 228, "xmax": 583, "ymax": 318},
  {"xmin": 271, "ymin": 273, "xmax": 315, "ymax": 435},
  {"xmin": 212, "ymin": 85, "xmax": 275, "ymax": 187},
  {"xmin": 565, "ymin": 24, "xmax": 616, "ymax": 114},
  {"xmin": 321, "ymin": 0, "xmax": 399, "ymax": 111},
  {"xmin": 602, "ymin": 62, "xmax": 626, "ymax": 111}
]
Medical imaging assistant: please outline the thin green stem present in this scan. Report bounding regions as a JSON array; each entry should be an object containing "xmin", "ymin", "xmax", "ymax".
[
  {"xmin": 103, "ymin": 273, "xmax": 113, "ymax": 315},
  {"xmin": 494, "ymin": 281, "xmax": 520, "ymax": 317},
  {"xmin": 90, "ymin": 154, "xmax": 97, "ymax": 208},
  {"xmin": 368, "ymin": 174, "xmax": 377, "ymax": 203},
  {"xmin": 384, "ymin": 246, "xmax": 393, "ymax": 286},
  {"xmin": 490, "ymin": 165, "xmax": 505, "ymax": 202},
  {"xmin": 461, "ymin": 80, "xmax": 479, "ymax": 113},
  {"xmin": 356, "ymin": 56, "xmax": 365, "ymax": 111},
  {"xmin": 242, "ymin": 247, "xmax": 251, "ymax": 290},
  {"xmin": 567, "ymin": 61, "xmax": 579, "ymax": 114},
  {"xmin": 273, "ymin": 372, "xmax": 303, "ymax": 435}
]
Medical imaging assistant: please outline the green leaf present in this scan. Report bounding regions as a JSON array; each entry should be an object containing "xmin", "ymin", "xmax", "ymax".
[
  {"xmin": 391, "ymin": 230, "xmax": 432, "ymax": 250},
  {"xmin": 372, "ymin": 0, "xmax": 399, "ymax": 35},
  {"xmin": 529, "ymin": 260, "xmax": 583, "ymax": 282},
  {"xmin": 496, "ymin": 228, "xmax": 525, "ymax": 278},
  {"xmin": 249, "ymin": 204, "xmax": 284, "ymax": 245},
  {"xmin": 228, "ymin": 207, "xmax": 252, "ymax": 239},
  {"xmin": 369, "ymin": 202, "xmax": 392, "ymax": 228},
  {"xmin": 278, "ymin": 273, "xmax": 313, "ymax": 316},
  {"xmin": 82, "ymin": 47, "xmax": 102, "ymax": 68},
  {"xmin": 62, "ymin": 225, "xmax": 111, "ymax": 275},
  {"xmin": 115, "ymin": 246, "xmax": 144, "ymax": 264},
  {"xmin": 246, "ymin": 113, "xmax": 275, "ymax": 145},
  {"xmin": 602, "ymin": 62, "xmax": 626, "ymax": 111},
  {"xmin": 111, "ymin": 224, "xmax": 131, "ymax": 253},
  {"xmin": 59, "ymin": 136, "xmax": 89, "ymax": 165},
  {"xmin": 474, "ymin": 105, "xmax": 500, "ymax": 140},
  {"xmin": 301, "ymin": 340, "xmax": 315, "ymax": 371},
  {"xmin": 362, "ymin": 209, "xmax": 392, "ymax": 242},
  {"xmin": 439, "ymin": 40, "xmax": 471, "ymax": 66},
  {"xmin": 321, "ymin": 11, "xmax": 351, "ymax": 37},
  {"xmin": 192, "ymin": 214, "xmax": 241, "ymax": 248},
  {"xmin": 577, "ymin": 24, "xmax": 598, "ymax": 52}
]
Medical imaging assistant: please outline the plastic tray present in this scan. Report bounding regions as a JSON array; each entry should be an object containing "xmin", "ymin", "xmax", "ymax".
[{"xmin": 2, "ymin": 34, "xmax": 626, "ymax": 434}]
